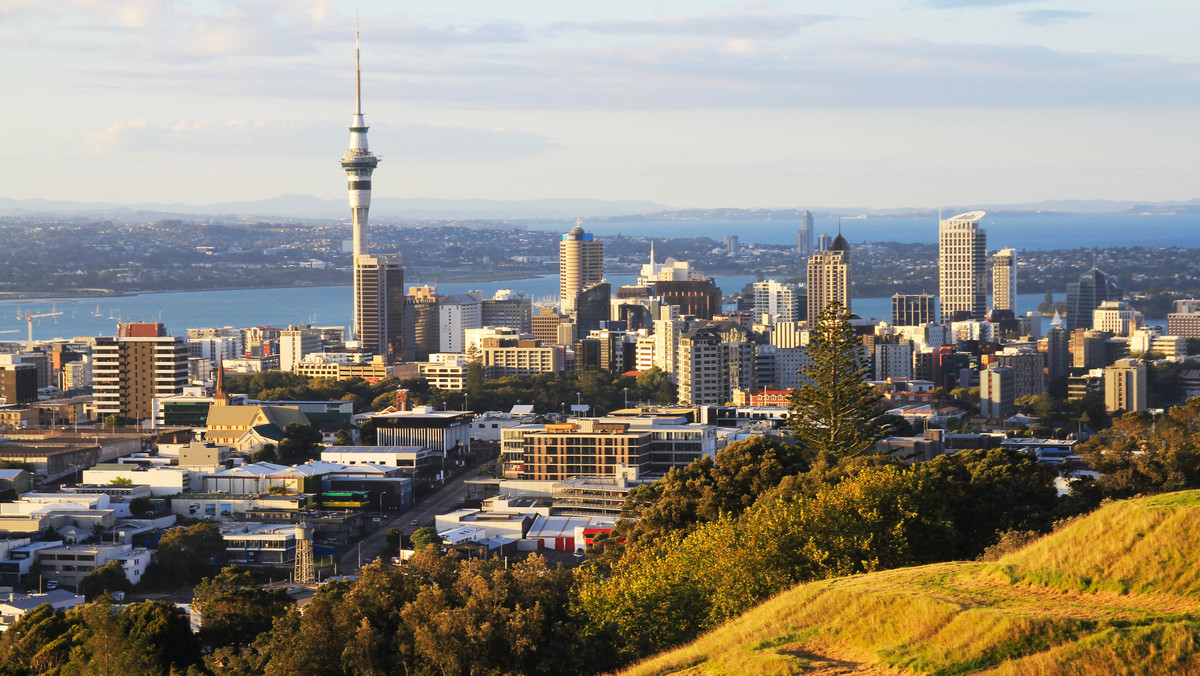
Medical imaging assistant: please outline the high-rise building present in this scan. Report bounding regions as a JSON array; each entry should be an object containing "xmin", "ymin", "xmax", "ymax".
[
  {"xmin": 279, "ymin": 325, "xmax": 323, "ymax": 372},
  {"xmin": 992, "ymin": 348, "xmax": 1046, "ymax": 400},
  {"xmin": 405, "ymin": 286, "xmax": 441, "ymax": 362},
  {"xmin": 939, "ymin": 211, "xmax": 988, "ymax": 322},
  {"xmin": 1065, "ymin": 267, "xmax": 1122, "ymax": 332},
  {"xmin": 655, "ymin": 279, "xmax": 722, "ymax": 320},
  {"xmin": 806, "ymin": 233, "xmax": 851, "ymax": 325},
  {"xmin": 93, "ymin": 323, "xmax": 188, "ymax": 423},
  {"xmin": 560, "ymin": 222, "xmax": 603, "ymax": 314},
  {"xmin": 341, "ymin": 31, "xmax": 382, "ymax": 340},
  {"xmin": 575, "ymin": 282, "xmax": 612, "ymax": 336},
  {"xmin": 753, "ymin": 280, "xmax": 803, "ymax": 324},
  {"xmin": 438, "ymin": 292, "xmax": 483, "ymax": 354},
  {"xmin": 891, "ymin": 294, "xmax": 936, "ymax": 326},
  {"xmin": 1044, "ymin": 322, "xmax": 1070, "ymax": 382},
  {"xmin": 797, "ymin": 210, "xmax": 814, "ymax": 258},
  {"xmin": 1104, "ymin": 358, "xmax": 1146, "ymax": 413},
  {"xmin": 481, "ymin": 291, "xmax": 532, "ymax": 333},
  {"xmin": 1092, "ymin": 300, "xmax": 1141, "ymax": 336},
  {"xmin": 980, "ymin": 365, "xmax": 1015, "ymax": 419},
  {"xmin": 1167, "ymin": 299, "xmax": 1200, "ymax": 339},
  {"xmin": 0, "ymin": 363, "xmax": 36, "ymax": 404},
  {"xmin": 353, "ymin": 255, "xmax": 405, "ymax": 363},
  {"xmin": 992, "ymin": 248, "xmax": 1017, "ymax": 313},
  {"xmin": 816, "ymin": 233, "xmax": 832, "ymax": 252}
]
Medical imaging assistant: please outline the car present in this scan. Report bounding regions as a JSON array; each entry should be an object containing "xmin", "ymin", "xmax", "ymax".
[
  {"xmin": 45, "ymin": 580, "xmax": 58, "ymax": 590},
  {"xmin": 409, "ymin": 520, "xmax": 419, "ymax": 527}
]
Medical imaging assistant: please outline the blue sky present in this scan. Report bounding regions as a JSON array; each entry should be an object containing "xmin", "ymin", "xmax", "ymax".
[{"xmin": 2, "ymin": 1, "xmax": 1197, "ymax": 209}]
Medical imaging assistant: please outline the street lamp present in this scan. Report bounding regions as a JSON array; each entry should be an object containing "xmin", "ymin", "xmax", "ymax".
[
  {"xmin": 623, "ymin": 387, "xmax": 629, "ymax": 410},
  {"xmin": 576, "ymin": 392, "xmax": 582, "ymax": 417}
]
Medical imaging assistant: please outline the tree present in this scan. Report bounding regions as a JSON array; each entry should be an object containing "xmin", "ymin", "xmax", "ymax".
[
  {"xmin": 411, "ymin": 526, "xmax": 443, "ymax": 552},
  {"xmin": 108, "ymin": 476, "xmax": 133, "ymax": 486},
  {"xmin": 103, "ymin": 414, "xmax": 123, "ymax": 429},
  {"xmin": 78, "ymin": 560, "xmax": 132, "ymax": 601},
  {"xmin": 192, "ymin": 567, "xmax": 291, "ymax": 650},
  {"xmin": 128, "ymin": 496, "xmax": 154, "ymax": 517},
  {"xmin": 786, "ymin": 300, "xmax": 886, "ymax": 463},
  {"xmin": 385, "ymin": 528, "xmax": 401, "ymax": 556},
  {"xmin": 153, "ymin": 521, "xmax": 225, "ymax": 584}
]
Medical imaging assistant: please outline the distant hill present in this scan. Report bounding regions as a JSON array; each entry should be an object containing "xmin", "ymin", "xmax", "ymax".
[
  {"xmin": 0, "ymin": 195, "xmax": 671, "ymax": 221},
  {"xmin": 622, "ymin": 491, "xmax": 1200, "ymax": 675}
]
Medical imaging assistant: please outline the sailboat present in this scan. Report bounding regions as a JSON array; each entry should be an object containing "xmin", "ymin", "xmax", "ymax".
[{"xmin": 92, "ymin": 304, "xmax": 103, "ymax": 317}]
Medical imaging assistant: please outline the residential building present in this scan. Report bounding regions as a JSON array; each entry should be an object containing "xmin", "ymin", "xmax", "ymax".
[
  {"xmin": 807, "ymin": 233, "xmax": 851, "ymax": 325},
  {"xmin": 92, "ymin": 323, "xmax": 188, "ymax": 423},
  {"xmin": 797, "ymin": 210, "xmax": 814, "ymax": 258},
  {"xmin": 481, "ymin": 290, "xmax": 533, "ymax": 333},
  {"xmin": 1092, "ymin": 300, "xmax": 1141, "ymax": 336},
  {"xmin": 419, "ymin": 355, "xmax": 469, "ymax": 391},
  {"xmin": 654, "ymin": 279, "xmax": 722, "ymax": 320},
  {"xmin": 753, "ymin": 280, "xmax": 804, "ymax": 324},
  {"xmin": 279, "ymin": 325, "xmax": 323, "ymax": 372},
  {"xmin": 482, "ymin": 339, "xmax": 565, "ymax": 379},
  {"xmin": 531, "ymin": 307, "xmax": 570, "ymax": 345},
  {"xmin": 439, "ymin": 292, "xmax": 483, "ymax": 354},
  {"xmin": 1167, "ymin": 299, "xmax": 1200, "ymax": 339},
  {"xmin": 522, "ymin": 420, "xmax": 652, "ymax": 481},
  {"xmin": 560, "ymin": 223, "xmax": 603, "ymax": 314},
  {"xmin": 992, "ymin": 248, "xmax": 1017, "ymax": 312},
  {"xmin": 0, "ymin": 364, "xmax": 36, "ymax": 405},
  {"xmin": 939, "ymin": 211, "xmax": 988, "ymax": 322},
  {"xmin": 980, "ymin": 365, "xmax": 1015, "ymax": 419},
  {"xmin": 1105, "ymin": 358, "xmax": 1147, "ymax": 413},
  {"xmin": 405, "ymin": 285, "xmax": 441, "ymax": 361},
  {"xmin": 991, "ymin": 348, "xmax": 1046, "ymax": 400},
  {"xmin": 677, "ymin": 321, "xmax": 753, "ymax": 406}
]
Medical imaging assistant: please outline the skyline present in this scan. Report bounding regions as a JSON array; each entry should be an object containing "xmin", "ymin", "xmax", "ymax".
[{"xmin": 2, "ymin": 1, "xmax": 1199, "ymax": 209}]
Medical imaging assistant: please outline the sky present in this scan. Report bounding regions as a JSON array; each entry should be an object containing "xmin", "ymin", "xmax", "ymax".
[{"xmin": 1, "ymin": 0, "xmax": 1198, "ymax": 210}]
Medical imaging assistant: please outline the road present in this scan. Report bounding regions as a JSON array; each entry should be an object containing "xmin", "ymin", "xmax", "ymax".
[{"xmin": 335, "ymin": 466, "xmax": 486, "ymax": 574}]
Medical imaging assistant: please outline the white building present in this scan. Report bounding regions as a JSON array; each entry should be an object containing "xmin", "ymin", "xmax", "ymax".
[
  {"xmin": 752, "ymin": 280, "xmax": 803, "ymax": 325},
  {"xmin": 439, "ymin": 293, "xmax": 483, "ymax": 354},
  {"xmin": 939, "ymin": 211, "xmax": 988, "ymax": 322},
  {"xmin": 279, "ymin": 326, "xmax": 323, "ymax": 373}
]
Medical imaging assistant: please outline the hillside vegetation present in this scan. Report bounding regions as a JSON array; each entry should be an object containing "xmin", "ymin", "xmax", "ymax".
[{"xmin": 621, "ymin": 491, "xmax": 1200, "ymax": 675}]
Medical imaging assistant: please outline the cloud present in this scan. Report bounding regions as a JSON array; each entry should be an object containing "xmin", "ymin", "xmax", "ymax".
[
  {"xmin": 1019, "ymin": 9, "xmax": 1093, "ymax": 26},
  {"xmin": 81, "ymin": 118, "xmax": 558, "ymax": 161},
  {"xmin": 926, "ymin": 0, "xmax": 1040, "ymax": 7},
  {"xmin": 554, "ymin": 13, "xmax": 836, "ymax": 40}
]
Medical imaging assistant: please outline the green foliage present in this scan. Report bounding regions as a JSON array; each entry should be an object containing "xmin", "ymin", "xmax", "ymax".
[
  {"xmin": 0, "ymin": 599, "xmax": 200, "ymax": 675},
  {"xmin": 192, "ymin": 566, "xmax": 291, "ymax": 650},
  {"xmin": 785, "ymin": 300, "xmax": 885, "ymax": 463},
  {"xmin": 1072, "ymin": 399, "xmax": 1200, "ymax": 511},
  {"xmin": 249, "ymin": 554, "xmax": 591, "ymax": 676},
  {"xmin": 411, "ymin": 527, "xmax": 443, "ymax": 552},
  {"xmin": 150, "ymin": 521, "xmax": 225, "ymax": 585},
  {"xmin": 77, "ymin": 560, "xmax": 132, "ymax": 601},
  {"xmin": 108, "ymin": 476, "xmax": 133, "ymax": 486},
  {"xmin": 913, "ymin": 447, "xmax": 1059, "ymax": 558},
  {"xmin": 620, "ymin": 436, "xmax": 806, "ymax": 546},
  {"xmin": 277, "ymin": 423, "xmax": 324, "ymax": 463},
  {"xmin": 577, "ymin": 464, "xmax": 956, "ymax": 662},
  {"xmin": 385, "ymin": 528, "xmax": 401, "ymax": 555},
  {"xmin": 128, "ymin": 496, "xmax": 154, "ymax": 517},
  {"xmin": 102, "ymin": 414, "xmax": 123, "ymax": 429}
]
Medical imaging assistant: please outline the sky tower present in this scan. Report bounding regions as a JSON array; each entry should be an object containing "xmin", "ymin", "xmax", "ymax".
[{"xmin": 342, "ymin": 28, "xmax": 381, "ymax": 340}]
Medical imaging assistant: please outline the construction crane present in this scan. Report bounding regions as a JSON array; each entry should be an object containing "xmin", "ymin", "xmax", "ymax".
[{"xmin": 25, "ymin": 309, "xmax": 63, "ymax": 346}]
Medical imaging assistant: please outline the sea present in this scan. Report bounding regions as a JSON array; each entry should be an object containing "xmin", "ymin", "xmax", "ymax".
[
  {"xmin": 4, "ymin": 212, "xmax": 1190, "ymax": 340},
  {"xmin": 2, "ymin": 281, "xmax": 1072, "ymax": 343}
]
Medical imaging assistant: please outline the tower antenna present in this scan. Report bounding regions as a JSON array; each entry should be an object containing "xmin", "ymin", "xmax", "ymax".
[{"xmin": 355, "ymin": 11, "xmax": 362, "ymax": 116}]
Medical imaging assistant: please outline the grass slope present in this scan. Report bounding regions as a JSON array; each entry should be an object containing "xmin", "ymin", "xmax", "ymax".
[{"xmin": 621, "ymin": 492, "xmax": 1200, "ymax": 675}]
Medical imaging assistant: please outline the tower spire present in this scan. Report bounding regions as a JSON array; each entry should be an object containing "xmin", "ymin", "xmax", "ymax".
[{"xmin": 355, "ymin": 13, "xmax": 362, "ymax": 116}]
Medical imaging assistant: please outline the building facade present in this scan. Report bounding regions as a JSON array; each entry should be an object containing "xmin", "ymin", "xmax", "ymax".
[
  {"xmin": 992, "ymin": 248, "xmax": 1017, "ymax": 312},
  {"xmin": 559, "ymin": 224, "xmax": 603, "ymax": 314},
  {"xmin": 939, "ymin": 211, "xmax": 988, "ymax": 322},
  {"xmin": 806, "ymin": 234, "xmax": 851, "ymax": 325},
  {"xmin": 92, "ymin": 323, "xmax": 188, "ymax": 422},
  {"xmin": 353, "ymin": 254, "xmax": 405, "ymax": 363}
]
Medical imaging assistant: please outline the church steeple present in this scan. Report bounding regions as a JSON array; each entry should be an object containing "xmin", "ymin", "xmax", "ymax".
[{"xmin": 213, "ymin": 356, "xmax": 228, "ymax": 406}]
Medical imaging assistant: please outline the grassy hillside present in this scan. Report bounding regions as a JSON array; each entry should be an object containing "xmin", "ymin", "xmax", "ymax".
[{"xmin": 620, "ymin": 491, "xmax": 1200, "ymax": 675}]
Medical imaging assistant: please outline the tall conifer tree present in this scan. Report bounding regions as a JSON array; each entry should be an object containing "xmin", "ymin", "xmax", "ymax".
[{"xmin": 786, "ymin": 300, "xmax": 885, "ymax": 461}]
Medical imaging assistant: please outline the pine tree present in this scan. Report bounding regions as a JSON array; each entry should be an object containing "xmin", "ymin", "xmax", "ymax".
[{"xmin": 786, "ymin": 300, "xmax": 885, "ymax": 462}]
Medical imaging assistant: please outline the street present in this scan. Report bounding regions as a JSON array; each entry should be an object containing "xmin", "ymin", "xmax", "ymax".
[{"xmin": 335, "ymin": 465, "xmax": 486, "ymax": 575}]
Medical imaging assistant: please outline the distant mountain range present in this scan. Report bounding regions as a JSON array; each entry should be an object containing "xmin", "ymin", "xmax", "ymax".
[{"xmin": 0, "ymin": 195, "xmax": 1197, "ymax": 222}]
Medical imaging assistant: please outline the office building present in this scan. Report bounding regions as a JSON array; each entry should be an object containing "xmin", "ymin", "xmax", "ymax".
[
  {"xmin": 654, "ymin": 279, "xmax": 721, "ymax": 320},
  {"xmin": 1104, "ymin": 359, "xmax": 1146, "ymax": 413},
  {"xmin": 1044, "ymin": 323, "xmax": 1071, "ymax": 382},
  {"xmin": 560, "ymin": 222, "xmax": 603, "ymax": 314},
  {"xmin": 797, "ymin": 210, "xmax": 814, "ymax": 258},
  {"xmin": 891, "ymin": 294, "xmax": 936, "ymax": 326},
  {"xmin": 1168, "ymin": 300, "xmax": 1200, "ymax": 339},
  {"xmin": 816, "ymin": 233, "xmax": 831, "ymax": 252},
  {"xmin": 522, "ymin": 420, "xmax": 652, "ymax": 482},
  {"xmin": 575, "ymin": 282, "xmax": 612, "ymax": 336},
  {"xmin": 438, "ymin": 292, "xmax": 482, "ymax": 355},
  {"xmin": 353, "ymin": 254, "xmax": 405, "ymax": 363},
  {"xmin": 0, "ymin": 364, "xmax": 37, "ymax": 404},
  {"xmin": 1092, "ymin": 300, "xmax": 1141, "ymax": 336},
  {"xmin": 1065, "ymin": 267, "xmax": 1122, "ymax": 332},
  {"xmin": 992, "ymin": 348, "xmax": 1046, "ymax": 400},
  {"xmin": 92, "ymin": 323, "xmax": 188, "ymax": 423},
  {"xmin": 481, "ymin": 290, "xmax": 532, "ymax": 333},
  {"xmin": 807, "ymin": 233, "xmax": 851, "ymax": 325},
  {"xmin": 723, "ymin": 234, "xmax": 739, "ymax": 256},
  {"xmin": 992, "ymin": 248, "xmax": 1017, "ymax": 313},
  {"xmin": 939, "ymin": 211, "xmax": 988, "ymax": 322}
]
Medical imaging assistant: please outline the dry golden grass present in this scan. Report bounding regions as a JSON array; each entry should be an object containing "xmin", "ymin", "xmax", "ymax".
[{"xmin": 618, "ymin": 491, "xmax": 1200, "ymax": 675}]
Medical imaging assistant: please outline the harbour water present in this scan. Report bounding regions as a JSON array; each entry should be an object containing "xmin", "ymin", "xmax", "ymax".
[{"xmin": 2, "ymin": 278, "xmax": 1068, "ymax": 342}]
